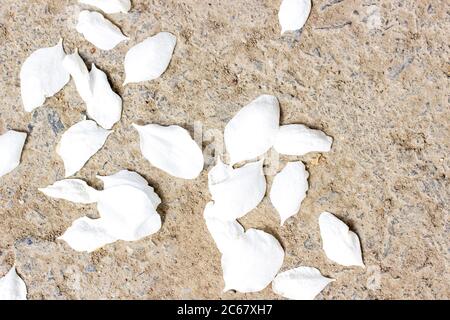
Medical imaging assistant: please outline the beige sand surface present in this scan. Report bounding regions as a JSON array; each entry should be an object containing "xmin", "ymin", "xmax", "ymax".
[{"xmin": 0, "ymin": 0, "xmax": 448, "ymax": 299}]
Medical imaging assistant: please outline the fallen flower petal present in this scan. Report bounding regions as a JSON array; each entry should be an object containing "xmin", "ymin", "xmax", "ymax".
[
  {"xmin": 272, "ymin": 266, "xmax": 334, "ymax": 300},
  {"xmin": 270, "ymin": 161, "xmax": 309, "ymax": 225},
  {"xmin": 278, "ymin": 0, "xmax": 312, "ymax": 34},
  {"xmin": 57, "ymin": 119, "xmax": 111, "ymax": 177},
  {"xmin": 79, "ymin": 0, "xmax": 131, "ymax": 14},
  {"xmin": 63, "ymin": 51, "xmax": 122, "ymax": 129},
  {"xmin": 224, "ymin": 95, "xmax": 279, "ymax": 165},
  {"xmin": 319, "ymin": 212, "xmax": 365, "ymax": 267},
  {"xmin": 20, "ymin": 39, "xmax": 70, "ymax": 112},
  {"xmin": 97, "ymin": 170, "xmax": 161, "ymax": 208},
  {"xmin": 96, "ymin": 185, "xmax": 161, "ymax": 241},
  {"xmin": 51, "ymin": 170, "xmax": 162, "ymax": 252},
  {"xmin": 208, "ymin": 159, "xmax": 266, "ymax": 220},
  {"xmin": 0, "ymin": 266, "xmax": 27, "ymax": 300},
  {"xmin": 39, "ymin": 179, "xmax": 99, "ymax": 204},
  {"xmin": 76, "ymin": 10, "xmax": 128, "ymax": 50},
  {"xmin": 88, "ymin": 64, "xmax": 122, "ymax": 129},
  {"xmin": 124, "ymin": 32, "xmax": 176, "ymax": 84},
  {"xmin": 62, "ymin": 50, "xmax": 91, "ymax": 102},
  {"xmin": 222, "ymin": 228, "xmax": 284, "ymax": 293},
  {"xmin": 274, "ymin": 124, "xmax": 333, "ymax": 156},
  {"xmin": 203, "ymin": 202, "xmax": 245, "ymax": 254},
  {"xmin": 58, "ymin": 216, "xmax": 117, "ymax": 252},
  {"xmin": 133, "ymin": 123, "xmax": 204, "ymax": 179},
  {"xmin": 0, "ymin": 130, "xmax": 27, "ymax": 178}
]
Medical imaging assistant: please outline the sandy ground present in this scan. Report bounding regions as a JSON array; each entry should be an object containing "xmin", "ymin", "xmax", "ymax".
[{"xmin": 0, "ymin": 0, "xmax": 449, "ymax": 299}]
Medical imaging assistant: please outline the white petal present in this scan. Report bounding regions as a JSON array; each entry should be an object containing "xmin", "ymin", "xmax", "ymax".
[
  {"xmin": 97, "ymin": 170, "xmax": 161, "ymax": 208},
  {"xmin": 272, "ymin": 266, "xmax": 334, "ymax": 300},
  {"xmin": 274, "ymin": 124, "xmax": 333, "ymax": 156},
  {"xmin": 224, "ymin": 95, "xmax": 279, "ymax": 164},
  {"xmin": 270, "ymin": 161, "xmax": 309, "ymax": 225},
  {"xmin": 58, "ymin": 216, "xmax": 117, "ymax": 252},
  {"xmin": 76, "ymin": 10, "xmax": 128, "ymax": 51},
  {"xmin": 203, "ymin": 202, "xmax": 245, "ymax": 254},
  {"xmin": 319, "ymin": 212, "xmax": 365, "ymax": 267},
  {"xmin": 39, "ymin": 179, "xmax": 99, "ymax": 204},
  {"xmin": 124, "ymin": 32, "xmax": 176, "ymax": 84},
  {"xmin": 20, "ymin": 40, "xmax": 70, "ymax": 112},
  {"xmin": 97, "ymin": 185, "xmax": 161, "ymax": 241},
  {"xmin": 57, "ymin": 120, "xmax": 111, "ymax": 177},
  {"xmin": 79, "ymin": 0, "xmax": 131, "ymax": 14},
  {"xmin": 0, "ymin": 130, "xmax": 27, "ymax": 178},
  {"xmin": 87, "ymin": 64, "xmax": 122, "ymax": 129},
  {"xmin": 222, "ymin": 229, "xmax": 284, "ymax": 293},
  {"xmin": 208, "ymin": 157, "xmax": 233, "ymax": 185},
  {"xmin": 62, "ymin": 50, "xmax": 91, "ymax": 102},
  {"xmin": 208, "ymin": 159, "xmax": 266, "ymax": 220},
  {"xmin": 133, "ymin": 123, "xmax": 204, "ymax": 179},
  {"xmin": 63, "ymin": 51, "xmax": 122, "ymax": 129},
  {"xmin": 0, "ymin": 267, "xmax": 27, "ymax": 300},
  {"xmin": 278, "ymin": 0, "xmax": 312, "ymax": 34}
]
